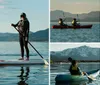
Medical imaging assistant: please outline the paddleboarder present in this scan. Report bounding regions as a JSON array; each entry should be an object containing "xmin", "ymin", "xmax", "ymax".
[{"xmin": 11, "ymin": 13, "xmax": 30, "ymax": 60}]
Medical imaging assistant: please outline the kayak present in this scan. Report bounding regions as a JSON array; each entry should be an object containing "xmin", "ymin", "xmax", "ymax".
[
  {"xmin": 0, "ymin": 59, "xmax": 45, "ymax": 66},
  {"xmin": 55, "ymin": 69, "xmax": 100, "ymax": 83},
  {"xmin": 52, "ymin": 24, "xmax": 92, "ymax": 29}
]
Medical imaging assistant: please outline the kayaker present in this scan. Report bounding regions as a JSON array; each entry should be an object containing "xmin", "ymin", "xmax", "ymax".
[
  {"xmin": 58, "ymin": 18, "xmax": 64, "ymax": 26},
  {"xmin": 69, "ymin": 59, "xmax": 83, "ymax": 75},
  {"xmin": 71, "ymin": 18, "xmax": 78, "ymax": 26},
  {"xmin": 11, "ymin": 13, "xmax": 30, "ymax": 61}
]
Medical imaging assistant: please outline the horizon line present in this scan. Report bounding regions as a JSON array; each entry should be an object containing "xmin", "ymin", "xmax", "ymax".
[{"xmin": 0, "ymin": 28, "xmax": 48, "ymax": 33}]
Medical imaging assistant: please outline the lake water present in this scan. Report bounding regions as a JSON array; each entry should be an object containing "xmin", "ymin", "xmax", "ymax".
[
  {"xmin": 50, "ymin": 22, "xmax": 100, "ymax": 42},
  {"xmin": 0, "ymin": 42, "xmax": 49, "ymax": 85},
  {"xmin": 50, "ymin": 63, "xmax": 100, "ymax": 85}
]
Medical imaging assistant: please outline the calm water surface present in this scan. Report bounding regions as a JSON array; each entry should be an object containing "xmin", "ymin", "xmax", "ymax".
[
  {"xmin": 0, "ymin": 42, "xmax": 49, "ymax": 85},
  {"xmin": 50, "ymin": 63, "xmax": 100, "ymax": 85},
  {"xmin": 50, "ymin": 22, "xmax": 100, "ymax": 42}
]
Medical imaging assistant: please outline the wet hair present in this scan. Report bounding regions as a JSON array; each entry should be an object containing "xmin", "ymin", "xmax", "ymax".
[
  {"xmin": 59, "ymin": 18, "xmax": 62, "ymax": 21},
  {"xmin": 68, "ymin": 57, "xmax": 73, "ymax": 62},
  {"xmin": 72, "ymin": 60, "xmax": 77, "ymax": 66}
]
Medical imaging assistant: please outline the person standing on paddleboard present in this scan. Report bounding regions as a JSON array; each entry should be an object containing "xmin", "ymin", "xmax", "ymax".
[{"xmin": 11, "ymin": 13, "xmax": 30, "ymax": 61}]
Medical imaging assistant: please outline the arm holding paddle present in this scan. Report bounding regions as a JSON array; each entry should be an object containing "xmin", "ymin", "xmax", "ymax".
[
  {"xmin": 11, "ymin": 20, "xmax": 29, "ymax": 41},
  {"xmin": 12, "ymin": 26, "xmax": 48, "ymax": 65},
  {"xmin": 68, "ymin": 57, "xmax": 95, "ymax": 81}
]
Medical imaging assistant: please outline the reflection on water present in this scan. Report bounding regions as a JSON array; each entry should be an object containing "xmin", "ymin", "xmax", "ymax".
[
  {"xmin": 17, "ymin": 67, "xmax": 30, "ymax": 85},
  {"xmin": 0, "ymin": 65, "xmax": 48, "ymax": 85}
]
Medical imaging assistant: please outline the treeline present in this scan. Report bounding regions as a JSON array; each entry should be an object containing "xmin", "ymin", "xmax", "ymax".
[{"xmin": 51, "ymin": 60, "xmax": 100, "ymax": 63}]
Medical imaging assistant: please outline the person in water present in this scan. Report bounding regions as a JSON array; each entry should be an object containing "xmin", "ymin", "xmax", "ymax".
[
  {"xmin": 58, "ymin": 18, "xmax": 64, "ymax": 26},
  {"xmin": 72, "ymin": 18, "xmax": 78, "ymax": 26},
  {"xmin": 68, "ymin": 58, "xmax": 85, "ymax": 75},
  {"xmin": 11, "ymin": 13, "xmax": 30, "ymax": 60}
]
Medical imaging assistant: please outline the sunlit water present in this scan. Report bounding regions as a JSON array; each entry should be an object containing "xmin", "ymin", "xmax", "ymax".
[
  {"xmin": 50, "ymin": 63, "xmax": 100, "ymax": 85},
  {"xmin": 0, "ymin": 42, "xmax": 49, "ymax": 85},
  {"xmin": 50, "ymin": 22, "xmax": 100, "ymax": 42}
]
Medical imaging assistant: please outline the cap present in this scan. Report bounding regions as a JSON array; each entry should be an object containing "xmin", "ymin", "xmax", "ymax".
[{"xmin": 20, "ymin": 13, "xmax": 26, "ymax": 18}]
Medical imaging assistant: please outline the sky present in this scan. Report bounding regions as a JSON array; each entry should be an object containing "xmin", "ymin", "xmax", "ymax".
[
  {"xmin": 50, "ymin": 43, "xmax": 100, "ymax": 51},
  {"xmin": 0, "ymin": 0, "xmax": 49, "ymax": 33},
  {"xmin": 51, "ymin": 0, "xmax": 100, "ymax": 14}
]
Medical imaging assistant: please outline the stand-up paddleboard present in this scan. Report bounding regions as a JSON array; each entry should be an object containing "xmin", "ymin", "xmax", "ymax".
[{"xmin": 0, "ymin": 59, "xmax": 46, "ymax": 66}]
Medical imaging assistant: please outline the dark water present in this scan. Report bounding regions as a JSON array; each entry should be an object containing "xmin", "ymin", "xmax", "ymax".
[
  {"xmin": 50, "ymin": 63, "xmax": 100, "ymax": 85},
  {"xmin": 50, "ymin": 22, "xmax": 100, "ymax": 42},
  {"xmin": 0, "ymin": 42, "xmax": 49, "ymax": 85}
]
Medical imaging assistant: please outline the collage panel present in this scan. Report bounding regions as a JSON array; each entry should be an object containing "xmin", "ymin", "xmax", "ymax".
[
  {"xmin": 0, "ymin": 0, "xmax": 100, "ymax": 85},
  {"xmin": 0, "ymin": 0, "xmax": 49, "ymax": 85},
  {"xmin": 50, "ymin": 43, "xmax": 100, "ymax": 85},
  {"xmin": 50, "ymin": 0, "xmax": 100, "ymax": 42}
]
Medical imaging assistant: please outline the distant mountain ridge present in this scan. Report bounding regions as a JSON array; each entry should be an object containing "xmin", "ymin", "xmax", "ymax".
[
  {"xmin": 0, "ymin": 29, "xmax": 48, "ymax": 41},
  {"xmin": 51, "ymin": 10, "xmax": 100, "ymax": 22},
  {"xmin": 51, "ymin": 46, "xmax": 100, "ymax": 62}
]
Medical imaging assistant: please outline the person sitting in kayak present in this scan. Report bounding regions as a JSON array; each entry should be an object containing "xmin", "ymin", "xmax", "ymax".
[
  {"xmin": 58, "ymin": 18, "xmax": 65, "ymax": 26},
  {"xmin": 69, "ymin": 59, "xmax": 83, "ymax": 75},
  {"xmin": 72, "ymin": 18, "xmax": 78, "ymax": 26}
]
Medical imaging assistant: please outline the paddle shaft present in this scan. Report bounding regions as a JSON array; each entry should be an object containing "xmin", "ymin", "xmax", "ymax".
[
  {"xmin": 14, "ymin": 27, "xmax": 45, "ymax": 59},
  {"xmin": 62, "ymin": 12, "xmax": 67, "ymax": 23},
  {"xmin": 77, "ymin": 14, "xmax": 80, "ymax": 23},
  {"xmin": 28, "ymin": 41, "xmax": 44, "ymax": 59}
]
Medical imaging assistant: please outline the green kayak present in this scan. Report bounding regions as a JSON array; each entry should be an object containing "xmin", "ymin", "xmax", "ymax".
[{"xmin": 55, "ymin": 69, "xmax": 100, "ymax": 83}]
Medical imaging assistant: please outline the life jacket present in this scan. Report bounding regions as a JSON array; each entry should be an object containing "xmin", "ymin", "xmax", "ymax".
[
  {"xmin": 72, "ymin": 65, "xmax": 78, "ymax": 70},
  {"xmin": 72, "ymin": 20, "xmax": 75, "ymax": 24},
  {"xmin": 69, "ymin": 65, "xmax": 81, "ymax": 75},
  {"xmin": 58, "ymin": 20, "xmax": 62, "ymax": 24}
]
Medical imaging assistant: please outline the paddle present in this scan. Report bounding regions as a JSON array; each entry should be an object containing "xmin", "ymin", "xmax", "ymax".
[
  {"xmin": 13, "ymin": 27, "xmax": 49, "ymax": 65},
  {"xmin": 62, "ymin": 12, "xmax": 67, "ymax": 23},
  {"xmin": 85, "ymin": 72, "xmax": 96, "ymax": 81},
  {"xmin": 77, "ymin": 14, "xmax": 80, "ymax": 25},
  {"xmin": 68, "ymin": 57, "xmax": 95, "ymax": 81}
]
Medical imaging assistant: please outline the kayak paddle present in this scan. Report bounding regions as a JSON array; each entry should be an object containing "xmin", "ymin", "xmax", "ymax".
[
  {"xmin": 85, "ymin": 72, "xmax": 96, "ymax": 81},
  {"xmin": 62, "ymin": 12, "xmax": 67, "ymax": 23},
  {"xmin": 77, "ymin": 14, "xmax": 80, "ymax": 25},
  {"xmin": 13, "ymin": 27, "xmax": 49, "ymax": 65}
]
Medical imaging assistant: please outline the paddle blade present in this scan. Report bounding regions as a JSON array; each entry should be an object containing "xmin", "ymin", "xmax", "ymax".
[
  {"xmin": 88, "ymin": 76, "xmax": 96, "ymax": 81},
  {"xmin": 85, "ymin": 72, "xmax": 96, "ymax": 81},
  {"xmin": 43, "ymin": 59, "xmax": 49, "ymax": 65}
]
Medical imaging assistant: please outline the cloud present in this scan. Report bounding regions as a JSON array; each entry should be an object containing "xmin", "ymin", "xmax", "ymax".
[
  {"xmin": 0, "ymin": 5, "xmax": 4, "ymax": 8},
  {"xmin": 0, "ymin": 0, "xmax": 4, "ymax": 3},
  {"xmin": 0, "ymin": 0, "xmax": 5, "ymax": 9}
]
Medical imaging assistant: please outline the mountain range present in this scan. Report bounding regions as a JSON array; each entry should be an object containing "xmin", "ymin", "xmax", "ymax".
[
  {"xmin": 51, "ymin": 10, "xmax": 100, "ymax": 22},
  {"xmin": 51, "ymin": 46, "xmax": 100, "ymax": 62},
  {"xmin": 0, "ymin": 29, "xmax": 48, "ymax": 41}
]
